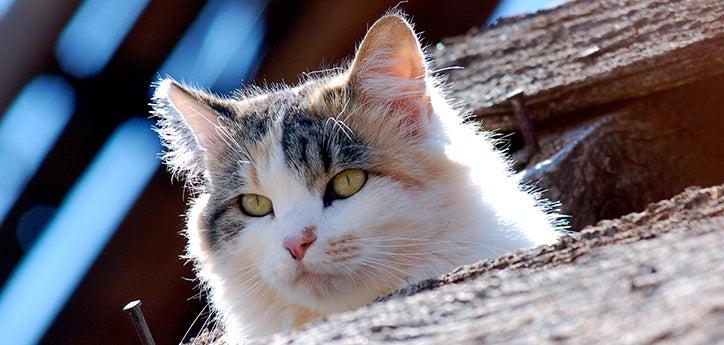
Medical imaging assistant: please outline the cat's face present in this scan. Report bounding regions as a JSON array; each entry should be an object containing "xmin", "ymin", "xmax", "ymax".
[
  {"xmin": 198, "ymin": 91, "xmax": 449, "ymax": 313},
  {"xmin": 222, "ymin": 103, "xmax": 447, "ymax": 311},
  {"xmin": 154, "ymin": 15, "xmax": 469, "ymax": 313}
]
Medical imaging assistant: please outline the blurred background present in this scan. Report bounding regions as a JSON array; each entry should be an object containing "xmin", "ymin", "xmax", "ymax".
[{"xmin": 0, "ymin": 1, "xmax": 567, "ymax": 344}]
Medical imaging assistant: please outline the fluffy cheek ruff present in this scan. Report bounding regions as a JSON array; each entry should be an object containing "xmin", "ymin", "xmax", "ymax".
[{"xmin": 185, "ymin": 195, "xmax": 299, "ymax": 339}]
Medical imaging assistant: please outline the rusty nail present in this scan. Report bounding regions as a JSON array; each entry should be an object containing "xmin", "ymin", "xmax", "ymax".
[
  {"xmin": 123, "ymin": 300, "xmax": 156, "ymax": 345},
  {"xmin": 508, "ymin": 89, "xmax": 540, "ymax": 160}
]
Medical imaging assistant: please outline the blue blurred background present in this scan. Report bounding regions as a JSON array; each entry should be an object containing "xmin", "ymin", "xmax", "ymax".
[{"xmin": 0, "ymin": 0, "xmax": 566, "ymax": 344}]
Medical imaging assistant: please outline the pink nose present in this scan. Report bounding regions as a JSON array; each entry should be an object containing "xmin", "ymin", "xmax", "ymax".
[{"xmin": 283, "ymin": 226, "xmax": 317, "ymax": 261}]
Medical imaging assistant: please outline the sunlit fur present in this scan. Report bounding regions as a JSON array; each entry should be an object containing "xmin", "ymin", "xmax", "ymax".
[{"xmin": 153, "ymin": 14, "xmax": 563, "ymax": 344}]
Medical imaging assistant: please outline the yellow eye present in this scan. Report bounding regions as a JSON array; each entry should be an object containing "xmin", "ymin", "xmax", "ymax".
[
  {"xmin": 332, "ymin": 169, "xmax": 367, "ymax": 198},
  {"xmin": 239, "ymin": 194, "xmax": 273, "ymax": 217}
]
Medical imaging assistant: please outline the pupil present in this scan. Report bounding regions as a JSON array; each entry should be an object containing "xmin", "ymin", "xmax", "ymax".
[{"xmin": 346, "ymin": 175, "xmax": 351, "ymax": 186}]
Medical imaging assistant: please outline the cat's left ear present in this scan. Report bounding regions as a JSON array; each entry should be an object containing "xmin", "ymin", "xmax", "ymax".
[
  {"xmin": 348, "ymin": 15, "xmax": 431, "ymax": 134},
  {"xmin": 151, "ymin": 79, "xmax": 230, "ymax": 182}
]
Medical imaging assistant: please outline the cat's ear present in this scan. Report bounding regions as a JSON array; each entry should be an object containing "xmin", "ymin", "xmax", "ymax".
[
  {"xmin": 151, "ymin": 79, "xmax": 228, "ymax": 182},
  {"xmin": 348, "ymin": 15, "xmax": 431, "ymax": 133}
]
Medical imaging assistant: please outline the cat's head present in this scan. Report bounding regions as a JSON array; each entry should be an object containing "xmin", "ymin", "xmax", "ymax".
[{"xmin": 152, "ymin": 15, "xmax": 473, "ymax": 314}]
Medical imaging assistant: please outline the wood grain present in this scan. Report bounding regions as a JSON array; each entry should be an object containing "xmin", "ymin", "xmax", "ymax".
[{"xmin": 434, "ymin": 0, "xmax": 724, "ymax": 131}]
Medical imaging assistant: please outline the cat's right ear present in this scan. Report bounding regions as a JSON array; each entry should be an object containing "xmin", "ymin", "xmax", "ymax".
[
  {"xmin": 347, "ymin": 15, "xmax": 432, "ymax": 139},
  {"xmin": 151, "ymin": 79, "xmax": 225, "ymax": 182}
]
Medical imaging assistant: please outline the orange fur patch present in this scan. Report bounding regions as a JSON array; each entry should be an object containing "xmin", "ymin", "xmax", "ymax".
[{"xmin": 301, "ymin": 76, "xmax": 458, "ymax": 192}]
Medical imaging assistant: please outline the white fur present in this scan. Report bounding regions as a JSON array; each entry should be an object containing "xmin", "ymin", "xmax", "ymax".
[
  {"xmin": 176, "ymin": 15, "xmax": 563, "ymax": 344},
  {"xmin": 185, "ymin": 80, "xmax": 562, "ymax": 344}
]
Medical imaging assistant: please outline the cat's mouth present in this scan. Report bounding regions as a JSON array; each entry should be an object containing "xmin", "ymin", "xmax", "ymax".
[
  {"xmin": 291, "ymin": 265, "xmax": 337, "ymax": 286},
  {"xmin": 279, "ymin": 263, "xmax": 361, "ymax": 313}
]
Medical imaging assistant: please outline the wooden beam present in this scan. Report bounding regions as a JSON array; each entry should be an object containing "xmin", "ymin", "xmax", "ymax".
[{"xmin": 434, "ymin": 0, "xmax": 724, "ymax": 131}]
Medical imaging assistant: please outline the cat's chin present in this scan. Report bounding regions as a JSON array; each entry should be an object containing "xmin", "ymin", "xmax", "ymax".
[
  {"xmin": 291, "ymin": 266, "xmax": 338, "ymax": 286},
  {"xmin": 275, "ymin": 265, "xmax": 366, "ymax": 314}
]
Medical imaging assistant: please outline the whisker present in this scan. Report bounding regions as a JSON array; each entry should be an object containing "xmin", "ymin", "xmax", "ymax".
[
  {"xmin": 347, "ymin": 236, "xmax": 481, "ymax": 243},
  {"xmin": 180, "ymin": 304, "xmax": 209, "ymax": 344},
  {"xmin": 426, "ymin": 65, "xmax": 464, "ymax": 75},
  {"xmin": 231, "ymin": 266, "xmax": 262, "ymax": 283},
  {"xmin": 302, "ymin": 67, "xmax": 344, "ymax": 78},
  {"xmin": 189, "ymin": 106, "xmax": 240, "ymax": 153},
  {"xmin": 349, "ymin": 259, "xmax": 396, "ymax": 285},
  {"xmin": 352, "ymin": 258, "xmax": 410, "ymax": 286}
]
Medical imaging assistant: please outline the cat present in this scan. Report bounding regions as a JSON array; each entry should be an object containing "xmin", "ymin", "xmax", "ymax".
[{"xmin": 152, "ymin": 14, "xmax": 562, "ymax": 343}]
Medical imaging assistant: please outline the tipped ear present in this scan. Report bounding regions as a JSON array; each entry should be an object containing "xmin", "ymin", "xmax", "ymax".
[
  {"xmin": 151, "ymin": 79, "xmax": 229, "ymax": 182},
  {"xmin": 350, "ymin": 15, "xmax": 427, "ymax": 90},
  {"xmin": 348, "ymin": 15, "xmax": 431, "ymax": 134}
]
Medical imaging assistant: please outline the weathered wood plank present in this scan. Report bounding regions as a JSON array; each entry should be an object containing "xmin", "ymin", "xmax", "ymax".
[
  {"xmin": 520, "ymin": 74, "xmax": 724, "ymax": 230},
  {"xmin": 434, "ymin": 0, "xmax": 724, "ymax": 131}
]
